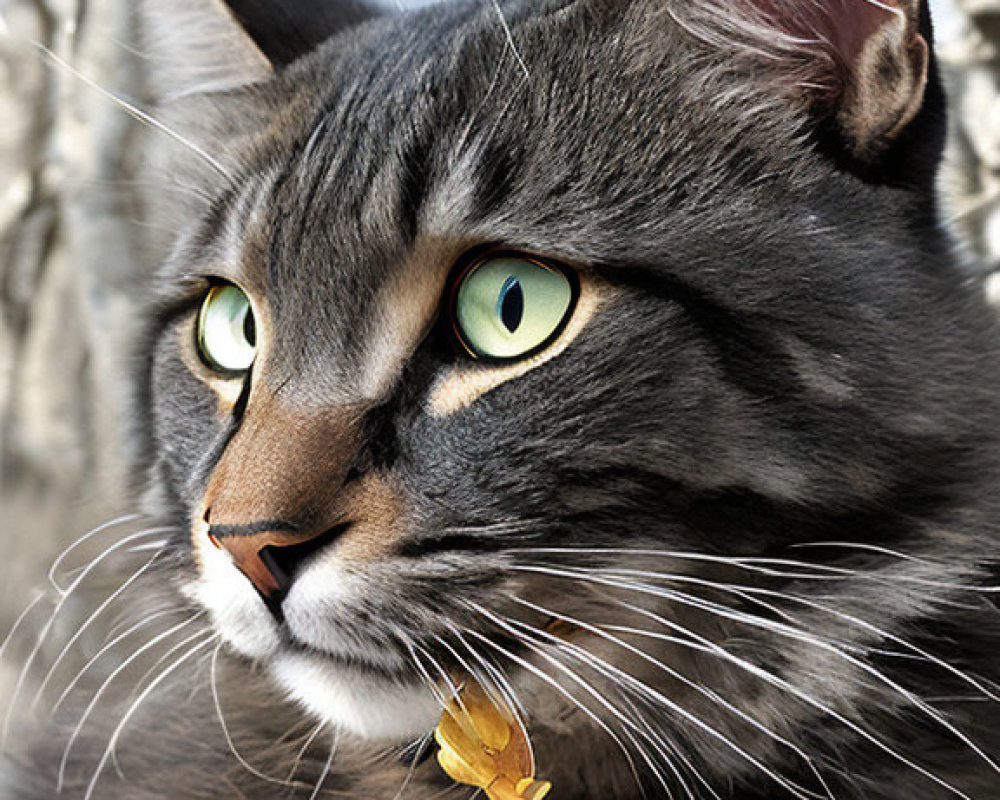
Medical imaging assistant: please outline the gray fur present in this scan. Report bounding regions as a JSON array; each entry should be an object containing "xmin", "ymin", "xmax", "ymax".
[{"xmin": 4, "ymin": 0, "xmax": 1000, "ymax": 798}]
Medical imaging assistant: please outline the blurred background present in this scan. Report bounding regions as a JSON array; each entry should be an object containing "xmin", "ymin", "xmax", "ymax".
[{"xmin": 0, "ymin": 0, "xmax": 998, "ymax": 688}]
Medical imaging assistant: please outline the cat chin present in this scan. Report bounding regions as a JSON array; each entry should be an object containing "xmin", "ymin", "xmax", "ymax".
[
  {"xmin": 280, "ymin": 560, "xmax": 410, "ymax": 672},
  {"xmin": 272, "ymin": 650, "xmax": 441, "ymax": 740}
]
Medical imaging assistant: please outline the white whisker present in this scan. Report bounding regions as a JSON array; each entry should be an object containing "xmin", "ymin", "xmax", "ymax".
[
  {"xmin": 82, "ymin": 633, "xmax": 217, "ymax": 800},
  {"xmin": 126, "ymin": 540, "xmax": 171, "ymax": 554},
  {"xmin": 32, "ymin": 547, "xmax": 169, "ymax": 710},
  {"xmin": 455, "ymin": 621, "xmax": 656, "ymax": 799},
  {"xmin": 210, "ymin": 640, "xmax": 297, "ymax": 787},
  {"xmin": 618, "ymin": 599, "xmax": 975, "ymax": 800},
  {"xmin": 48, "ymin": 514, "xmax": 142, "ymax": 593},
  {"xmin": 31, "ymin": 44, "xmax": 231, "ymax": 180},
  {"xmin": 58, "ymin": 613, "xmax": 206, "ymax": 790},
  {"xmin": 0, "ymin": 592, "xmax": 49, "ymax": 665},
  {"xmin": 308, "ymin": 727, "xmax": 339, "ymax": 800},
  {"xmin": 574, "ymin": 565, "xmax": 1000, "ymax": 777},
  {"xmin": 392, "ymin": 730, "xmax": 435, "ymax": 800},
  {"xmin": 486, "ymin": 599, "xmax": 825, "ymax": 800},
  {"xmin": 488, "ymin": 0, "xmax": 530, "ymax": 82},
  {"xmin": 507, "ymin": 563, "xmax": 976, "ymax": 799},
  {"xmin": 50, "ymin": 609, "xmax": 179, "ymax": 716},
  {"xmin": 3, "ymin": 527, "xmax": 173, "ymax": 748}
]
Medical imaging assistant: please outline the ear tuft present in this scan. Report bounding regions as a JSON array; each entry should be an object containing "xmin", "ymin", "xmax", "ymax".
[
  {"xmin": 139, "ymin": 0, "xmax": 272, "ymax": 99},
  {"xmin": 669, "ymin": 0, "xmax": 931, "ymax": 163}
]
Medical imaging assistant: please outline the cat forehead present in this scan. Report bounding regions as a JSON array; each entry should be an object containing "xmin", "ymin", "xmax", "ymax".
[
  {"xmin": 173, "ymin": 0, "xmax": 808, "ymax": 278},
  {"xmin": 158, "ymin": 0, "xmax": 830, "ymax": 391}
]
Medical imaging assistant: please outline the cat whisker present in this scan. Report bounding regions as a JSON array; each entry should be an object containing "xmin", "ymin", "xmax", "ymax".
[
  {"xmin": 614, "ymin": 691, "xmax": 710, "ymax": 800},
  {"xmin": 404, "ymin": 640, "xmax": 454, "ymax": 712},
  {"xmin": 0, "ymin": 591, "xmax": 49, "ymax": 666},
  {"xmin": 48, "ymin": 513, "xmax": 143, "ymax": 594},
  {"xmin": 725, "ymin": 581, "xmax": 1000, "ymax": 704},
  {"xmin": 508, "ymin": 599, "xmax": 832, "ymax": 800},
  {"xmin": 787, "ymin": 541, "xmax": 971, "ymax": 567},
  {"xmin": 50, "ymin": 609, "xmax": 180, "ymax": 717},
  {"xmin": 488, "ymin": 0, "xmax": 530, "ymax": 83},
  {"xmin": 507, "ymin": 563, "xmax": 977, "ymax": 799},
  {"xmin": 287, "ymin": 719, "xmax": 327, "ymax": 784},
  {"xmin": 102, "ymin": 596, "xmax": 179, "ymax": 642},
  {"xmin": 430, "ymin": 630, "xmax": 540, "ymax": 778},
  {"xmin": 308, "ymin": 727, "xmax": 340, "ymax": 800},
  {"xmin": 126, "ymin": 540, "xmax": 171, "ymax": 554},
  {"xmin": 82, "ymin": 632, "xmax": 218, "ymax": 800},
  {"xmin": 612, "ymin": 598, "xmax": 977, "ymax": 800},
  {"xmin": 2, "ymin": 527, "xmax": 173, "ymax": 749},
  {"xmin": 558, "ymin": 561, "xmax": 1000, "ymax": 703},
  {"xmin": 30, "ymin": 43, "xmax": 231, "ymax": 180},
  {"xmin": 453, "ymin": 621, "xmax": 658, "ymax": 799},
  {"xmin": 209, "ymin": 640, "xmax": 301, "ymax": 787},
  {"xmin": 502, "ymin": 546, "xmax": 1000, "ymax": 594},
  {"xmin": 31, "ymin": 546, "xmax": 169, "ymax": 710},
  {"xmin": 392, "ymin": 729, "xmax": 435, "ymax": 800},
  {"xmin": 58, "ymin": 612, "xmax": 206, "ymax": 790},
  {"xmin": 431, "ymin": 632, "xmax": 531, "ymax": 744},
  {"xmin": 565, "ymin": 565, "xmax": 1000, "ymax": 774},
  {"xmin": 478, "ymin": 599, "xmax": 827, "ymax": 800}
]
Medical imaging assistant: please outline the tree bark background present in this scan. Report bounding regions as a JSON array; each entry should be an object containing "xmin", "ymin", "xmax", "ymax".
[
  {"xmin": 0, "ymin": 0, "xmax": 997, "ymax": 676},
  {"xmin": 0, "ymin": 0, "xmax": 152, "ymax": 681}
]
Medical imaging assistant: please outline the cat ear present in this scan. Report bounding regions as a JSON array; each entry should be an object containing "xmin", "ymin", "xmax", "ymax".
[
  {"xmin": 674, "ymin": 0, "xmax": 933, "ymax": 166},
  {"xmin": 221, "ymin": 0, "xmax": 377, "ymax": 67},
  {"xmin": 139, "ymin": 0, "xmax": 271, "ymax": 98},
  {"xmin": 140, "ymin": 0, "xmax": 377, "ymax": 97}
]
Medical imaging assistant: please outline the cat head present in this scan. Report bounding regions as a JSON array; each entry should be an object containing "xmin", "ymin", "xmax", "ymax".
[{"xmin": 137, "ymin": 0, "xmax": 998, "ymax": 792}]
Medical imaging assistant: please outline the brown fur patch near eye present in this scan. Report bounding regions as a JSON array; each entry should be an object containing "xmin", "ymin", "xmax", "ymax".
[
  {"xmin": 360, "ymin": 237, "xmax": 470, "ymax": 400},
  {"xmin": 427, "ymin": 276, "xmax": 610, "ymax": 417}
]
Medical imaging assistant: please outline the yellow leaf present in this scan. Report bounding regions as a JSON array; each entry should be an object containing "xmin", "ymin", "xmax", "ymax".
[{"xmin": 434, "ymin": 679, "xmax": 551, "ymax": 800}]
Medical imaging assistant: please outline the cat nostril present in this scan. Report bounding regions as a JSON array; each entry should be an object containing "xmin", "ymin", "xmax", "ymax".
[
  {"xmin": 259, "ymin": 524, "xmax": 349, "ymax": 595},
  {"xmin": 342, "ymin": 466, "xmax": 364, "ymax": 485},
  {"xmin": 210, "ymin": 522, "xmax": 349, "ymax": 603}
]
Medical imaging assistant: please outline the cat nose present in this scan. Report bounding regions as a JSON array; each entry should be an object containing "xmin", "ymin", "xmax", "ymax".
[
  {"xmin": 199, "ymin": 390, "xmax": 369, "ymax": 606},
  {"xmin": 207, "ymin": 519, "xmax": 349, "ymax": 602}
]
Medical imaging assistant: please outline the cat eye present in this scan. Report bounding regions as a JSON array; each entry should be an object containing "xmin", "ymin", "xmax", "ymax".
[
  {"xmin": 451, "ymin": 254, "xmax": 577, "ymax": 361},
  {"xmin": 196, "ymin": 284, "xmax": 257, "ymax": 374}
]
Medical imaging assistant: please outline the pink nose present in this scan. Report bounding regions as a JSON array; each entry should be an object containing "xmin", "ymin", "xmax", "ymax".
[{"xmin": 208, "ymin": 522, "xmax": 341, "ymax": 600}]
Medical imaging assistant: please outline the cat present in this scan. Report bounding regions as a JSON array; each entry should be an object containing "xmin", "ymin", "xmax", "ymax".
[{"xmin": 3, "ymin": 0, "xmax": 1000, "ymax": 797}]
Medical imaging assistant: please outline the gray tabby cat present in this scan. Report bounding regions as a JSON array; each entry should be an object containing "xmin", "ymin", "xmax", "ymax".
[{"xmin": 3, "ymin": 0, "xmax": 1000, "ymax": 797}]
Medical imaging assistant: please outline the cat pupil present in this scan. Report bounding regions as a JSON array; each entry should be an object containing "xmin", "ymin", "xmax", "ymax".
[
  {"xmin": 499, "ymin": 277, "xmax": 524, "ymax": 334},
  {"xmin": 242, "ymin": 309, "xmax": 256, "ymax": 347}
]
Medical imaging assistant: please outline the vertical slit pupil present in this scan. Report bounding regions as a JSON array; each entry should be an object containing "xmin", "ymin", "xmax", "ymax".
[
  {"xmin": 243, "ymin": 308, "xmax": 256, "ymax": 347},
  {"xmin": 499, "ymin": 277, "xmax": 524, "ymax": 334}
]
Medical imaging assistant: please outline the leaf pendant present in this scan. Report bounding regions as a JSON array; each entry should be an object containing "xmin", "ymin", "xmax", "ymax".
[{"xmin": 434, "ymin": 679, "xmax": 552, "ymax": 800}]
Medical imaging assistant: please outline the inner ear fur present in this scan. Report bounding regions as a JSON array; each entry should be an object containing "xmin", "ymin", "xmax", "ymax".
[{"xmin": 670, "ymin": 0, "xmax": 931, "ymax": 164}]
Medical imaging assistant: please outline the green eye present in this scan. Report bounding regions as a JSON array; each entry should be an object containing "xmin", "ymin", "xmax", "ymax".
[
  {"xmin": 196, "ymin": 285, "xmax": 257, "ymax": 374},
  {"xmin": 453, "ymin": 255, "xmax": 577, "ymax": 360}
]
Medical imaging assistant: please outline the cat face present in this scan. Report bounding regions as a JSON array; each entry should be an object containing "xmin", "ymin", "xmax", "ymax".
[{"xmin": 139, "ymin": 0, "xmax": 1000, "ymax": 792}]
